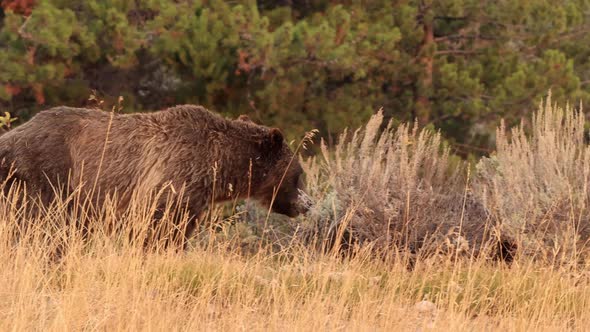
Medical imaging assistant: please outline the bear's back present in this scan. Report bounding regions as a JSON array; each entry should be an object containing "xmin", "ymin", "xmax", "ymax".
[{"xmin": 0, "ymin": 107, "xmax": 105, "ymax": 200}]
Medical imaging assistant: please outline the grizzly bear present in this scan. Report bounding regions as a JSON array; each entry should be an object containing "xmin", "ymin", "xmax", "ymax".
[{"xmin": 0, "ymin": 105, "xmax": 308, "ymax": 245}]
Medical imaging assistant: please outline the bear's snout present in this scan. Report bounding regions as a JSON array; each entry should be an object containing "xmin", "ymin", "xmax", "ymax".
[{"xmin": 268, "ymin": 189, "xmax": 312, "ymax": 218}]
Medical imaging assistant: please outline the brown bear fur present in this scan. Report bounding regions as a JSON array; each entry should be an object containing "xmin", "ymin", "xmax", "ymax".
[{"xmin": 0, "ymin": 105, "xmax": 308, "ymax": 244}]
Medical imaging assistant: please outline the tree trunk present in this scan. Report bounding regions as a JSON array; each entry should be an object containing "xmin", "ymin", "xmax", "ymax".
[{"xmin": 416, "ymin": 11, "xmax": 434, "ymax": 125}]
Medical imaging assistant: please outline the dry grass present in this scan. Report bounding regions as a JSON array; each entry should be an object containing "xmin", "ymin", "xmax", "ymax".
[
  {"xmin": 2, "ymin": 96, "xmax": 590, "ymax": 330},
  {"xmin": 2, "ymin": 202, "xmax": 590, "ymax": 331},
  {"xmin": 1, "ymin": 210, "xmax": 590, "ymax": 331}
]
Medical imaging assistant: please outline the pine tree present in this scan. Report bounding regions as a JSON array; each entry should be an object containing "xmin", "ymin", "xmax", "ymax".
[{"xmin": 1, "ymin": 0, "xmax": 589, "ymax": 153}]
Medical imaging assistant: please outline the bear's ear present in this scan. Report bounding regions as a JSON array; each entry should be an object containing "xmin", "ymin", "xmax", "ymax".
[
  {"xmin": 262, "ymin": 128, "xmax": 284, "ymax": 151},
  {"xmin": 238, "ymin": 114, "xmax": 253, "ymax": 123},
  {"xmin": 270, "ymin": 127, "xmax": 284, "ymax": 144}
]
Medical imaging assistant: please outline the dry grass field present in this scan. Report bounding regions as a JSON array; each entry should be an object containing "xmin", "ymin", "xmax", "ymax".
[{"xmin": 2, "ymin": 95, "xmax": 590, "ymax": 331}]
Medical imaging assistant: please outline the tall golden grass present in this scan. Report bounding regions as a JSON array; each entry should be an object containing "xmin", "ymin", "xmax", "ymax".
[{"xmin": 1, "ymin": 96, "xmax": 590, "ymax": 330}]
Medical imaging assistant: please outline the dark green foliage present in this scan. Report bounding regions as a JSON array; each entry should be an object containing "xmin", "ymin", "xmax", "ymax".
[{"xmin": 1, "ymin": 0, "xmax": 590, "ymax": 153}]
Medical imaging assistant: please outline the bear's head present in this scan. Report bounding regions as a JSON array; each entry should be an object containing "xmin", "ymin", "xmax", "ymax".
[{"xmin": 238, "ymin": 115, "xmax": 311, "ymax": 217}]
